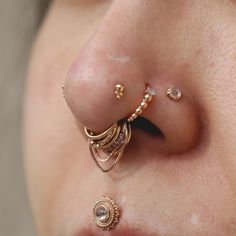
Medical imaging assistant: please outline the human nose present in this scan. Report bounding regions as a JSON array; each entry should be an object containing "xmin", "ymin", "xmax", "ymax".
[{"xmin": 63, "ymin": 0, "xmax": 201, "ymax": 155}]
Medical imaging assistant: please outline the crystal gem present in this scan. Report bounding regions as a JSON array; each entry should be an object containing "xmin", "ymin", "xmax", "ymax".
[
  {"xmin": 146, "ymin": 86, "xmax": 156, "ymax": 96},
  {"xmin": 167, "ymin": 86, "xmax": 182, "ymax": 100},
  {"xmin": 95, "ymin": 206, "xmax": 109, "ymax": 223}
]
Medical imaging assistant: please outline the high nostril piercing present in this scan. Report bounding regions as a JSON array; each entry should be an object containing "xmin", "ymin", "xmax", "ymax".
[
  {"xmin": 92, "ymin": 196, "xmax": 120, "ymax": 230},
  {"xmin": 115, "ymin": 84, "xmax": 125, "ymax": 99},
  {"xmin": 127, "ymin": 85, "xmax": 156, "ymax": 122},
  {"xmin": 62, "ymin": 83, "xmax": 65, "ymax": 98},
  {"xmin": 166, "ymin": 86, "xmax": 182, "ymax": 101}
]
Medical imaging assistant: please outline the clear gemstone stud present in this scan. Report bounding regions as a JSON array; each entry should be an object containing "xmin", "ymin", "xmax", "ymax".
[
  {"xmin": 92, "ymin": 196, "xmax": 120, "ymax": 230},
  {"xmin": 166, "ymin": 86, "xmax": 182, "ymax": 101}
]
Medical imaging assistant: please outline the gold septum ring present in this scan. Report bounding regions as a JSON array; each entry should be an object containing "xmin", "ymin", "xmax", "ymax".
[
  {"xmin": 84, "ymin": 84, "xmax": 156, "ymax": 172},
  {"xmin": 85, "ymin": 120, "xmax": 131, "ymax": 172},
  {"xmin": 127, "ymin": 85, "xmax": 156, "ymax": 122}
]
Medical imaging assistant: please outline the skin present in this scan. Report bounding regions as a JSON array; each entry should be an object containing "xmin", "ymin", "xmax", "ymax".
[{"xmin": 24, "ymin": 0, "xmax": 236, "ymax": 235}]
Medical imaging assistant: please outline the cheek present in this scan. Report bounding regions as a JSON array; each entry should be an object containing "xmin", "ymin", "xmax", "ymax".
[
  {"xmin": 195, "ymin": 30, "xmax": 236, "ymax": 192},
  {"xmin": 211, "ymin": 85, "xmax": 236, "ymax": 194},
  {"xmin": 24, "ymin": 75, "xmax": 90, "ymax": 235},
  {"xmin": 24, "ymin": 70, "xmax": 93, "ymax": 235},
  {"xmin": 23, "ymin": 4, "xmax": 103, "ymax": 234}
]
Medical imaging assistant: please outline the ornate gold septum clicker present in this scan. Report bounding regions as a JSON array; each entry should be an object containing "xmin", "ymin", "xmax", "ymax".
[{"xmin": 84, "ymin": 84, "xmax": 156, "ymax": 172}]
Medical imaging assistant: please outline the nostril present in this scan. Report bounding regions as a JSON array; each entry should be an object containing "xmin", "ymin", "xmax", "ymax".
[{"xmin": 131, "ymin": 116, "xmax": 164, "ymax": 137}]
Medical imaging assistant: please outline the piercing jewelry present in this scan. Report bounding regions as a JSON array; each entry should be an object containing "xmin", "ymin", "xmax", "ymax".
[
  {"xmin": 166, "ymin": 86, "xmax": 182, "ymax": 101},
  {"xmin": 62, "ymin": 83, "xmax": 65, "ymax": 98},
  {"xmin": 127, "ymin": 85, "xmax": 156, "ymax": 122},
  {"xmin": 93, "ymin": 196, "xmax": 120, "ymax": 230},
  {"xmin": 115, "ymin": 84, "xmax": 125, "ymax": 99},
  {"xmin": 85, "ymin": 120, "xmax": 131, "ymax": 172},
  {"xmin": 85, "ymin": 84, "xmax": 155, "ymax": 172}
]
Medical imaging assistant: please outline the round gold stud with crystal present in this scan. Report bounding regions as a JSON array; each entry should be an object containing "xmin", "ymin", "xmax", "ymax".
[
  {"xmin": 166, "ymin": 86, "xmax": 182, "ymax": 101},
  {"xmin": 92, "ymin": 196, "xmax": 120, "ymax": 230}
]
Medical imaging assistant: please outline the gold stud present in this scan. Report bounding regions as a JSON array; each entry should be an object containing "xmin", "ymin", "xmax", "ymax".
[
  {"xmin": 115, "ymin": 84, "xmax": 125, "ymax": 99},
  {"xmin": 92, "ymin": 196, "xmax": 120, "ymax": 230},
  {"xmin": 166, "ymin": 86, "xmax": 182, "ymax": 101}
]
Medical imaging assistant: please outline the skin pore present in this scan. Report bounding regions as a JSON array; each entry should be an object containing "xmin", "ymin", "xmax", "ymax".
[{"xmin": 24, "ymin": 0, "xmax": 236, "ymax": 235}]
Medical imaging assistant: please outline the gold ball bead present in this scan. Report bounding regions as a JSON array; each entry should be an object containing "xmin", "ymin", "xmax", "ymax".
[
  {"xmin": 136, "ymin": 107, "xmax": 142, "ymax": 114},
  {"xmin": 140, "ymin": 101, "xmax": 148, "ymax": 109}
]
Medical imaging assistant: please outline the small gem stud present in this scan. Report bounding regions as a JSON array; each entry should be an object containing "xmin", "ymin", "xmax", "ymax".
[{"xmin": 166, "ymin": 86, "xmax": 182, "ymax": 101}]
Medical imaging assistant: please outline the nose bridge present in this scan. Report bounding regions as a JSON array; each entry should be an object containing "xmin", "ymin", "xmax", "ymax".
[
  {"xmin": 86, "ymin": 0, "xmax": 166, "ymax": 59},
  {"xmin": 91, "ymin": 0, "xmax": 198, "ymax": 74},
  {"xmin": 91, "ymin": 2, "xmax": 145, "ymax": 60}
]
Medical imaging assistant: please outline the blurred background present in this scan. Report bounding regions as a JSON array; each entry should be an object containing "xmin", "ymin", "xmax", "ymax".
[{"xmin": 0, "ymin": 0, "xmax": 49, "ymax": 235}]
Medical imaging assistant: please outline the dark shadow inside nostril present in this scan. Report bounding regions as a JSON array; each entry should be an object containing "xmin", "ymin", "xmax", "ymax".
[{"xmin": 130, "ymin": 116, "xmax": 163, "ymax": 137}]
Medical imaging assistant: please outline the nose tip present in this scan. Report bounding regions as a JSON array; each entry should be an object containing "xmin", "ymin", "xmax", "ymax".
[{"xmin": 63, "ymin": 50, "xmax": 147, "ymax": 133}]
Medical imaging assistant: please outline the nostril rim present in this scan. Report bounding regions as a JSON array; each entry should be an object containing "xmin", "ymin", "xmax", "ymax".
[{"xmin": 130, "ymin": 116, "xmax": 164, "ymax": 137}]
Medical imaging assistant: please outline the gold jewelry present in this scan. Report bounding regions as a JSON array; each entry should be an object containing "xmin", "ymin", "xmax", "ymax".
[
  {"xmin": 127, "ymin": 85, "xmax": 156, "ymax": 122},
  {"xmin": 92, "ymin": 196, "xmax": 120, "ymax": 230},
  {"xmin": 166, "ymin": 86, "xmax": 182, "ymax": 101},
  {"xmin": 85, "ymin": 120, "xmax": 131, "ymax": 172},
  {"xmin": 85, "ymin": 123, "xmax": 118, "ymax": 142},
  {"xmin": 115, "ymin": 84, "xmax": 125, "ymax": 99},
  {"xmin": 85, "ymin": 84, "xmax": 155, "ymax": 171}
]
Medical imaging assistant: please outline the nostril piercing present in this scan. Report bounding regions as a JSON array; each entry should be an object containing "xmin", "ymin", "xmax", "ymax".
[
  {"xmin": 127, "ymin": 85, "xmax": 156, "ymax": 123},
  {"xmin": 115, "ymin": 84, "xmax": 125, "ymax": 99},
  {"xmin": 62, "ymin": 83, "xmax": 65, "ymax": 98},
  {"xmin": 166, "ymin": 86, "xmax": 182, "ymax": 101},
  {"xmin": 92, "ymin": 196, "xmax": 120, "ymax": 230},
  {"xmin": 84, "ymin": 84, "xmax": 155, "ymax": 172}
]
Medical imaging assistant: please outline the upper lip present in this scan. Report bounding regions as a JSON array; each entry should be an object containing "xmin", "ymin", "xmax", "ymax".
[
  {"xmin": 74, "ymin": 117, "xmax": 161, "ymax": 236},
  {"xmin": 75, "ymin": 224, "xmax": 158, "ymax": 236}
]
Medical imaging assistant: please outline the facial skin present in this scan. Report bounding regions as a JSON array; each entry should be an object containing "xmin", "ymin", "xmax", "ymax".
[{"xmin": 23, "ymin": 0, "xmax": 236, "ymax": 235}]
